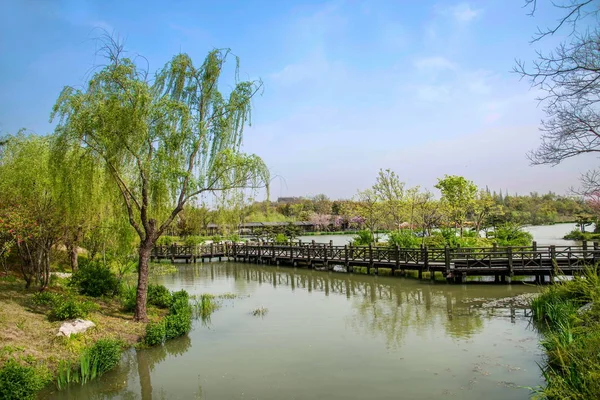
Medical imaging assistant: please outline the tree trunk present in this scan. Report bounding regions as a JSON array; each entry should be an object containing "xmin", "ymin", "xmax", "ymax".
[
  {"xmin": 67, "ymin": 243, "xmax": 78, "ymax": 272},
  {"xmin": 134, "ymin": 240, "xmax": 153, "ymax": 322}
]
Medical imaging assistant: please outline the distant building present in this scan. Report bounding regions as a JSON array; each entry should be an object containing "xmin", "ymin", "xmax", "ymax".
[{"xmin": 276, "ymin": 197, "xmax": 303, "ymax": 204}]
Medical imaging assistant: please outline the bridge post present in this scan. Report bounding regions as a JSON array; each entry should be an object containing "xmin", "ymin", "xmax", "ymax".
[
  {"xmin": 271, "ymin": 242, "xmax": 276, "ymax": 265},
  {"xmin": 394, "ymin": 245, "xmax": 400, "ymax": 276},
  {"xmin": 582, "ymin": 240, "xmax": 588, "ymax": 261},
  {"xmin": 593, "ymin": 242, "xmax": 599, "ymax": 264},
  {"xmin": 507, "ymin": 247, "xmax": 513, "ymax": 283},
  {"xmin": 444, "ymin": 246, "xmax": 451, "ymax": 278},
  {"xmin": 210, "ymin": 243, "xmax": 214, "ymax": 261},
  {"xmin": 532, "ymin": 241, "xmax": 537, "ymax": 252},
  {"xmin": 245, "ymin": 242, "xmax": 249, "ymax": 262},
  {"xmin": 418, "ymin": 245, "xmax": 424, "ymax": 280},
  {"xmin": 344, "ymin": 245, "xmax": 349, "ymax": 270},
  {"xmin": 170, "ymin": 244, "xmax": 176, "ymax": 264},
  {"xmin": 550, "ymin": 245, "xmax": 557, "ymax": 276},
  {"xmin": 368, "ymin": 244, "xmax": 373, "ymax": 275}
]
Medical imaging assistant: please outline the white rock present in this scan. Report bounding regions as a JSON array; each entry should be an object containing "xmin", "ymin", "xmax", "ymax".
[
  {"xmin": 57, "ymin": 319, "xmax": 95, "ymax": 337},
  {"xmin": 578, "ymin": 302, "xmax": 594, "ymax": 316}
]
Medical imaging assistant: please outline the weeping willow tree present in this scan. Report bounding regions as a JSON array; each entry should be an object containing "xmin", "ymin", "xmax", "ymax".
[{"xmin": 51, "ymin": 39, "xmax": 269, "ymax": 321}]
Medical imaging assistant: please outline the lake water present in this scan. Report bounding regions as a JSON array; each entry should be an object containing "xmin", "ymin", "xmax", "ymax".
[
  {"xmin": 298, "ymin": 222, "xmax": 580, "ymax": 246},
  {"xmin": 44, "ymin": 262, "xmax": 543, "ymax": 400}
]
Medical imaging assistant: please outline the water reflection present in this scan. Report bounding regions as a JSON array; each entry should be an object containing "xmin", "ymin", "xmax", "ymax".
[
  {"xmin": 161, "ymin": 263, "xmax": 531, "ymax": 347},
  {"xmin": 46, "ymin": 263, "xmax": 540, "ymax": 400}
]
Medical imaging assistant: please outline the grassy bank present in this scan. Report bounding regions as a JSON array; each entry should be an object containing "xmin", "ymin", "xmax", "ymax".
[
  {"xmin": 530, "ymin": 268, "xmax": 600, "ymax": 399},
  {"xmin": 0, "ymin": 261, "xmax": 192, "ymax": 399},
  {"xmin": 563, "ymin": 229, "xmax": 600, "ymax": 241}
]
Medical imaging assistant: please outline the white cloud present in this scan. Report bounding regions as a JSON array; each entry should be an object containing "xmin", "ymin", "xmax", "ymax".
[
  {"xmin": 451, "ymin": 3, "xmax": 481, "ymax": 23},
  {"xmin": 414, "ymin": 56, "xmax": 457, "ymax": 71}
]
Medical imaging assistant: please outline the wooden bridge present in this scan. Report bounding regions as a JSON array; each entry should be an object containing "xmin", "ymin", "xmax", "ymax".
[{"xmin": 152, "ymin": 241, "xmax": 599, "ymax": 283}]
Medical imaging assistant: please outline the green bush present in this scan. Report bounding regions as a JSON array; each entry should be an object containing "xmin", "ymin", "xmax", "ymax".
[
  {"xmin": 211, "ymin": 235, "xmax": 223, "ymax": 243},
  {"xmin": 50, "ymin": 297, "xmax": 97, "ymax": 321},
  {"xmin": 0, "ymin": 359, "xmax": 50, "ymax": 400},
  {"xmin": 183, "ymin": 235, "xmax": 205, "ymax": 246},
  {"xmin": 353, "ymin": 230, "xmax": 374, "ymax": 245},
  {"xmin": 492, "ymin": 223, "xmax": 533, "ymax": 247},
  {"xmin": 32, "ymin": 291, "xmax": 61, "ymax": 306},
  {"xmin": 387, "ymin": 230, "xmax": 420, "ymax": 248},
  {"xmin": 147, "ymin": 284, "xmax": 173, "ymax": 309},
  {"xmin": 171, "ymin": 289, "xmax": 190, "ymax": 305},
  {"xmin": 144, "ymin": 321, "xmax": 166, "ymax": 345},
  {"xmin": 165, "ymin": 290, "xmax": 192, "ymax": 339},
  {"xmin": 156, "ymin": 236, "xmax": 178, "ymax": 246},
  {"xmin": 70, "ymin": 260, "xmax": 120, "ymax": 297},
  {"xmin": 87, "ymin": 339, "xmax": 122, "ymax": 375},
  {"xmin": 120, "ymin": 285, "xmax": 137, "ymax": 312}
]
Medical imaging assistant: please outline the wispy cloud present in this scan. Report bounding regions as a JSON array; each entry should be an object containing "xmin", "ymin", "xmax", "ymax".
[
  {"xmin": 450, "ymin": 3, "xmax": 482, "ymax": 23},
  {"xmin": 414, "ymin": 56, "xmax": 457, "ymax": 71}
]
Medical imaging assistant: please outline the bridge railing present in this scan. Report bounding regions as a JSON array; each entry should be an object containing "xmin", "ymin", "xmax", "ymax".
[{"xmin": 154, "ymin": 241, "xmax": 600, "ymax": 268}]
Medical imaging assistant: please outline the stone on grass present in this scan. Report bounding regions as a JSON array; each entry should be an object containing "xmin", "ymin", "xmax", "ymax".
[
  {"xmin": 577, "ymin": 302, "xmax": 594, "ymax": 316},
  {"xmin": 57, "ymin": 319, "xmax": 95, "ymax": 337}
]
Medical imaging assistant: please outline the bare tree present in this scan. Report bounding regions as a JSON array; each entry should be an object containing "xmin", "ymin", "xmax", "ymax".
[{"xmin": 515, "ymin": 0, "xmax": 600, "ymax": 188}]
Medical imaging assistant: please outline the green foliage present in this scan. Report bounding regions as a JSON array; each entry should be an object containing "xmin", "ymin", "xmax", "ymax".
[
  {"xmin": 144, "ymin": 321, "xmax": 166, "ymax": 346},
  {"xmin": 192, "ymin": 294, "xmax": 219, "ymax": 325},
  {"xmin": 70, "ymin": 260, "xmax": 120, "ymax": 297},
  {"xmin": 156, "ymin": 236, "xmax": 177, "ymax": 246},
  {"xmin": 387, "ymin": 230, "xmax": 420, "ymax": 248},
  {"xmin": 144, "ymin": 289, "xmax": 192, "ymax": 346},
  {"xmin": 49, "ymin": 297, "xmax": 98, "ymax": 321},
  {"xmin": 227, "ymin": 233, "xmax": 241, "ymax": 242},
  {"xmin": 530, "ymin": 268, "xmax": 600, "ymax": 399},
  {"xmin": 32, "ymin": 291, "xmax": 61, "ymax": 306},
  {"xmin": 56, "ymin": 339, "xmax": 122, "ymax": 389},
  {"xmin": 274, "ymin": 233, "xmax": 288, "ymax": 244},
  {"xmin": 353, "ymin": 230, "xmax": 374, "ymax": 245},
  {"xmin": 492, "ymin": 223, "xmax": 533, "ymax": 247},
  {"xmin": 211, "ymin": 235, "xmax": 223, "ymax": 243},
  {"xmin": 120, "ymin": 285, "xmax": 137, "ymax": 312},
  {"xmin": 147, "ymin": 284, "xmax": 173, "ymax": 309},
  {"xmin": 0, "ymin": 358, "xmax": 51, "ymax": 400},
  {"xmin": 183, "ymin": 235, "xmax": 205, "ymax": 246},
  {"xmin": 87, "ymin": 338, "xmax": 122, "ymax": 376},
  {"xmin": 564, "ymin": 228, "xmax": 600, "ymax": 241}
]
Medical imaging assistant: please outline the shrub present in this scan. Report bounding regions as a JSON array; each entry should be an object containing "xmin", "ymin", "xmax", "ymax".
[
  {"xmin": 87, "ymin": 338, "xmax": 122, "ymax": 376},
  {"xmin": 387, "ymin": 230, "xmax": 420, "ymax": 248},
  {"xmin": 144, "ymin": 321, "xmax": 166, "ymax": 346},
  {"xmin": 50, "ymin": 297, "xmax": 97, "ymax": 321},
  {"xmin": 165, "ymin": 290, "xmax": 192, "ymax": 339},
  {"xmin": 147, "ymin": 284, "xmax": 173, "ymax": 308},
  {"xmin": 211, "ymin": 235, "xmax": 222, "ymax": 243},
  {"xmin": 183, "ymin": 235, "xmax": 205, "ymax": 246},
  {"xmin": 121, "ymin": 285, "xmax": 137, "ymax": 312},
  {"xmin": 274, "ymin": 233, "xmax": 288, "ymax": 244},
  {"xmin": 0, "ymin": 359, "xmax": 50, "ymax": 400},
  {"xmin": 156, "ymin": 236, "xmax": 177, "ymax": 246},
  {"xmin": 164, "ymin": 312, "xmax": 192, "ymax": 340},
  {"xmin": 492, "ymin": 223, "xmax": 533, "ymax": 247},
  {"xmin": 70, "ymin": 260, "xmax": 120, "ymax": 297},
  {"xmin": 32, "ymin": 291, "xmax": 60, "ymax": 306},
  {"xmin": 353, "ymin": 230, "xmax": 374, "ymax": 246},
  {"xmin": 171, "ymin": 289, "xmax": 190, "ymax": 305}
]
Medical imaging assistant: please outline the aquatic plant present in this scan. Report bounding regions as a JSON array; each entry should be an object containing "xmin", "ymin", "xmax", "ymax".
[
  {"xmin": 530, "ymin": 267, "xmax": 600, "ymax": 399},
  {"xmin": 192, "ymin": 294, "xmax": 220, "ymax": 325},
  {"xmin": 251, "ymin": 307, "xmax": 268, "ymax": 317}
]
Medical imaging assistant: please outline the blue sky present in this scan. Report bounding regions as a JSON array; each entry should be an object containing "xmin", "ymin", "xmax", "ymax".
[{"xmin": 0, "ymin": 0, "xmax": 594, "ymax": 199}]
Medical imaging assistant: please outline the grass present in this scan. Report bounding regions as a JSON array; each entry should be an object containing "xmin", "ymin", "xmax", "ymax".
[
  {"xmin": 529, "ymin": 267, "xmax": 600, "ymax": 399},
  {"xmin": 0, "ymin": 278, "xmax": 146, "ymax": 377}
]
